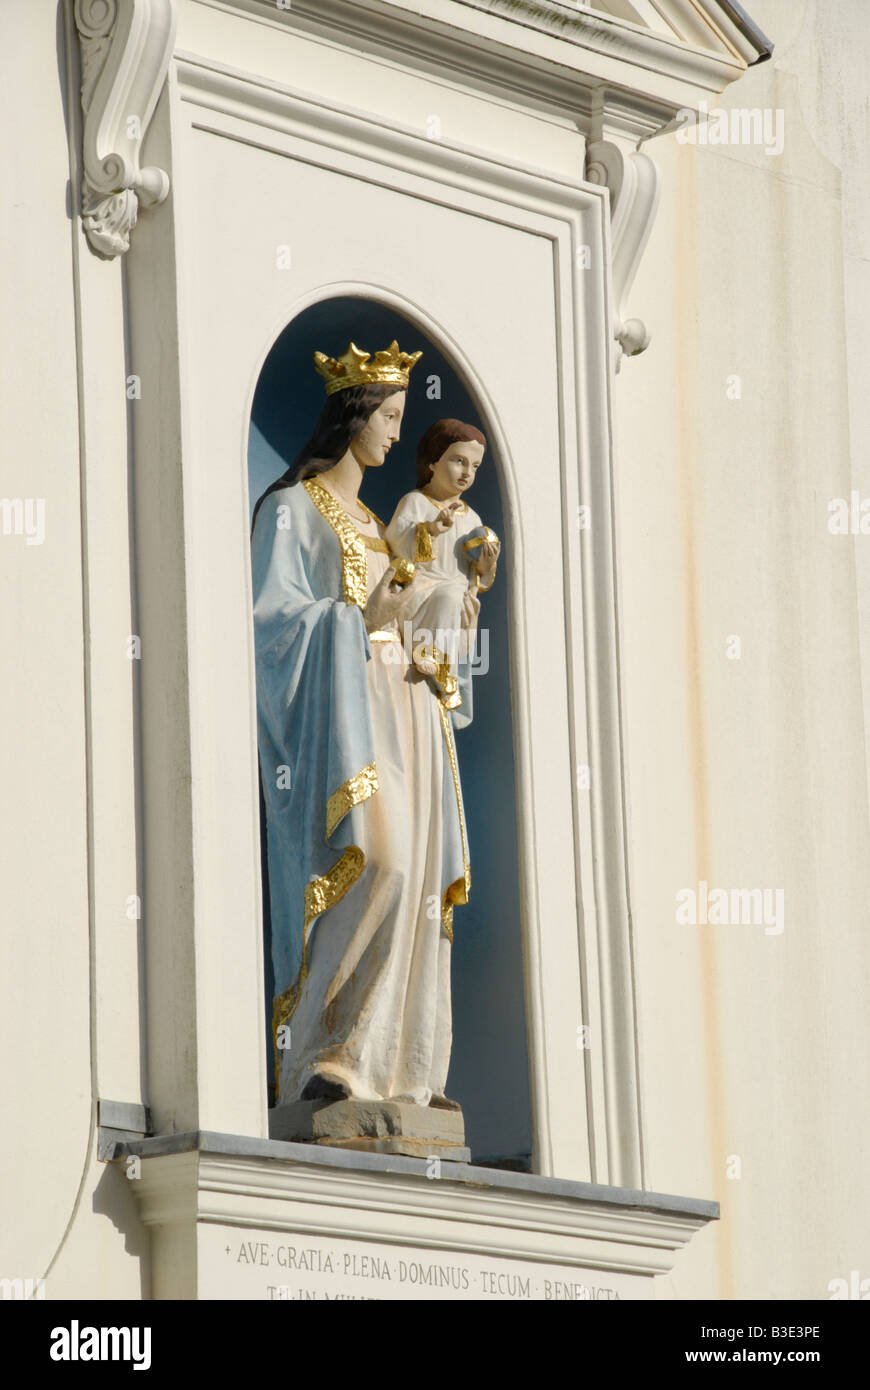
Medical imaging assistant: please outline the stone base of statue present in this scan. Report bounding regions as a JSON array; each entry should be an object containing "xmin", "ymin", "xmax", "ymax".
[{"xmin": 269, "ymin": 1098, "xmax": 471, "ymax": 1162}]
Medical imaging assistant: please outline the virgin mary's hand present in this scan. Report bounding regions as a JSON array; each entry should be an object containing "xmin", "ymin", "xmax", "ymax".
[{"xmin": 364, "ymin": 567, "xmax": 417, "ymax": 632}]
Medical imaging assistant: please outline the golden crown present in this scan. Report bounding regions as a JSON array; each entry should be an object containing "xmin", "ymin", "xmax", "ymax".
[{"xmin": 313, "ymin": 340, "xmax": 422, "ymax": 395}]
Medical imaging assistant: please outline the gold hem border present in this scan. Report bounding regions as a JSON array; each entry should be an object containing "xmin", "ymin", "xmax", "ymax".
[
  {"xmin": 272, "ymin": 844, "xmax": 367, "ymax": 1093},
  {"xmin": 325, "ymin": 762, "xmax": 379, "ymax": 839},
  {"xmin": 437, "ymin": 702, "xmax": 471, "ymax": 941}
]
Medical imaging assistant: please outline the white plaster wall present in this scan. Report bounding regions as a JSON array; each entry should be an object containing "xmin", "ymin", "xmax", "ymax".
[
  {"xmin": 175, "ymin": 0, "xmax": 588, "ymax": 180},
  {"xmin": 0, "ymin": 0, "xmax": 95, "ymax": 1291},
  {"xmin": 0, "ymin": 0, "xmax": 150, "ymax": 1300},
  {"xmin": 771, "ymin": 0, "xmax": 870, "ymax": 816},
  {"xmin": 6, "ymin": 0, "xmax": 869, "ymax": 1301},
  {"xmin": 615, "ymin": 0, "xmax": 870, "ymax": 1300},
  {"xmin": 1, "ymin": 0, "xmax": 601, "ymax": 1299}
]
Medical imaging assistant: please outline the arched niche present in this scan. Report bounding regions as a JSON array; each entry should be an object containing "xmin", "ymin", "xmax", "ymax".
[{"xmin": 248, "ymin": 294, "xmax": 531, "ymax": 1165}]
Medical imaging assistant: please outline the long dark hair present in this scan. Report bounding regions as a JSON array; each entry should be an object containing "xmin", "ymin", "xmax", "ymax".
[
  {"xmin": 252, "ymin": 382, "xmax": 404, "ymax": 530},
  {"xmin": 292, "ymin": 383, "xmax": 405, "ymax": 484}
]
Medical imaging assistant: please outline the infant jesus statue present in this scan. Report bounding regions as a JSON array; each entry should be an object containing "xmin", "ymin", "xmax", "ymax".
[{"xmin": 385, "ymin": 418, "xmax": 500, "ymax": 709}]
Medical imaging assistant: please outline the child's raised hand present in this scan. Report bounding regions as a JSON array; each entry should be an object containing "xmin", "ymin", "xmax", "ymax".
[{"xmin": 429, "ymin": 507, "xmax": 457, "ymax": 534}]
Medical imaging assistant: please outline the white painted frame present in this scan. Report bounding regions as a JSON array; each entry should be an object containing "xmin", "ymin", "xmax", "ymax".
[{"xmin": 126, "ymin": 46, "xmax": 645, "ymax": 1188}]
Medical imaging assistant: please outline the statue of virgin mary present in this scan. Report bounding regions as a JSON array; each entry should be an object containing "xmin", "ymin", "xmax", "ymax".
[{"xmin": 251, "ymin": 341, "xmax": 478, "ymax": 1114}]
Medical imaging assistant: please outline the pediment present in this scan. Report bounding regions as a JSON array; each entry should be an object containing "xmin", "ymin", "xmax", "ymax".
[
  {"xmin": 533, "ymin": 1, "xmax": 772, "ymax": 65},
  {"xmin": 245, "ymin": 0, "xmax": 772, "ymax": 139}
]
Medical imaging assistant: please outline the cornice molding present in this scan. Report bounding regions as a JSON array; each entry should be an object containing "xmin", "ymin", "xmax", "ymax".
[
  {"xmin": 116, "ymin": 1133, "xmax": 717, "ymax": 1277},
  {"xmin": 451, "ymin": 0, "xmax": 768, "ymax": 65},
  {"xmin": 194, "ymin": 0, "xmax": 763, "ymax": 367},
  {"xmin": 586, "ymin": 139, "xmax": 661, "ymax": 367},
  {"xmin": 230, "ymin": 0, "xmax": 752, "ymax": 131},
  {"xmin": 74, "ymin": 0, "xmax": 177, "ymax": 257}
]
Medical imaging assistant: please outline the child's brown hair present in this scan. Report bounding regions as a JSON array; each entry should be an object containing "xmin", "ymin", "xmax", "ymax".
[{"xmin": 416, "ymin": 418, "xmax": 486, "ymax": 489}]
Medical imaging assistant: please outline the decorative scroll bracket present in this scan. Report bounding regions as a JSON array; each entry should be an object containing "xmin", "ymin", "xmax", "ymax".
[
  {"xmin": 74, "ymin": 0, "xmax": 177, "ymax": 258},
  {"xmin": 586, "ymin": 140, "xmax": 661, "ymax": 370}
]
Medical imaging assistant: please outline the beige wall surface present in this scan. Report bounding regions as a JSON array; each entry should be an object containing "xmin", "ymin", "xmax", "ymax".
[
  {"xmin": 2, "ymin": 0, "xmax": 868, "ymax": 1300},
  {"xmin": 0, "ymin": 0, "xmax": 97, "ymax": 1294},
  {"xmin": 616, "ymin": 0, "xmax": 870, "ymax": 1299},
  {"xmin": 0, "ymin": 0, "xmax": 152, "ymax": 1299}
]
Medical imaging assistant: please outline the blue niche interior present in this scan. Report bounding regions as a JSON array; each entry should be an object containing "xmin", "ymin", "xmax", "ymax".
[{"xmin": 249, "ymin": 295, "xmax": 531, "ymax": 1166}]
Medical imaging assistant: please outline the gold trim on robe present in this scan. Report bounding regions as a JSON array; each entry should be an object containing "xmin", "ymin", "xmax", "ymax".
[
  {"xmin": 303, "ymin": 478, "xmax": 368, "ymax": 607},
  {"xmin": 414, "ymin": 522, "xmax": 434, "ymax": 562},
  {"xmin": 273, "ymin": 485, "xmax": 463, "ymax": 1094},
  {"xmin": 437, "ymin": 702, "xmax": 471, "ymax": 942},
  {"xmin": 273, "ymin": 757, "xmax": 380, "ymax": 1087},
  {"xmin": 273, "ymin": 481, "xmax": 385, "ymax": 1083},
  {"xmin": 326, "ymin": 762, "xmax": 379, "ymax": 838},
  {"xmin": 272, "ymin": 845, "xmax": 368, "ymax": 1090}
]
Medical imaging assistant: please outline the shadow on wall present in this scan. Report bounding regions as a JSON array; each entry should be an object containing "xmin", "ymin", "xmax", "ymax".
[
  {"xmin": 249, "ymin": 295, "xmax": 531, "ymax": 1165},
  {"xmin": 92, "ymin": 1163, "xmax": 152, "ymax": 1297}
]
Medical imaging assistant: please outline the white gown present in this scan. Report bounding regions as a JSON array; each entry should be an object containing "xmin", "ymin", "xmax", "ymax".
[
  {"xmin": 385, "ymin": 490, "xmax": 492, "ymax": 674},
  {"xmin": 278, "ymin": 505, "xmax": 461, "ymax": 1105}
]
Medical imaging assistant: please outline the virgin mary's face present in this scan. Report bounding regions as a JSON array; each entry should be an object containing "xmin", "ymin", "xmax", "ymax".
[{"xmin": 350, "ymin": 391, "xmax": 406, "ymax": 468}]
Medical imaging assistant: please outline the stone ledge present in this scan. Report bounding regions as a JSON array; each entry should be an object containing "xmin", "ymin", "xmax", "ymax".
[
  {"xmin": 317, "ymin": 1135, "xmax": 471, "ymax": 1161},
  {"xmin": 102, "ymin": 1127, "xmax": 718, "ymax": 1223},
  {"xmin": 104, "ymin": 1128, "xmax": 719, "ymax": 1295}
]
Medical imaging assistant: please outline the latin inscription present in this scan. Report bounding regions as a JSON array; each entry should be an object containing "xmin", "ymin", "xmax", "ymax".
[{"xmin": 200, "ymin": 1228, "xmax": 643, "ymax": 1301}]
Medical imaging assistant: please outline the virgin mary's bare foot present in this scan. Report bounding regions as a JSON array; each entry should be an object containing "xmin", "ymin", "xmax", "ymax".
[
  {"xmin": 301, "ymin": 1074, "xmax": 351, "ymax": 1102},
  {"xmin": 428, "ymin": 1093, "xmax": 462, "ymax": 1111}
]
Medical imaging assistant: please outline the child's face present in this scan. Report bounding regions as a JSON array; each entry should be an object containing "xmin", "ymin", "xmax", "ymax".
[{"xmin": 428, "ymin": 440, "xmax": 484, "ymax": 497}]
